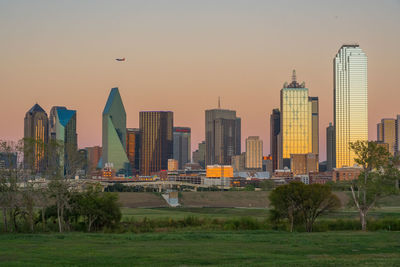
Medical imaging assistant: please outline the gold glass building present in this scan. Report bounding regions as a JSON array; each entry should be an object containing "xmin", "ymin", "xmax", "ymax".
[
  {"xmin": 377, "ymin": 119, "xmax": 396, "ymax": 155},
  {"xmin": 280, "ymin": 70, "xmax": 318, "ymax": 167},
  {"xmin": 334, "ymin": 45, "xmax": 368, "ymax": 168}
]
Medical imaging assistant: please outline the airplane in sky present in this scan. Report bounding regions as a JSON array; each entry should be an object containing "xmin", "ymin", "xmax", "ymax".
[{"xmin": 115, "ymin": 58, "xmax": 126, "ymax": 61}]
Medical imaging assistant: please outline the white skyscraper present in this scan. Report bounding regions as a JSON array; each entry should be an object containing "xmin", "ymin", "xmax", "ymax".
[{"xmin": 334, "ymin": 45, "xmax": 368, "ymax": 168}]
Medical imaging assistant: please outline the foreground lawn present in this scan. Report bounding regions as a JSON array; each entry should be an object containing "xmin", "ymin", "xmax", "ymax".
[{"xmin": 0, "ymin": 231, "xmax": 399, "ymax": 266}]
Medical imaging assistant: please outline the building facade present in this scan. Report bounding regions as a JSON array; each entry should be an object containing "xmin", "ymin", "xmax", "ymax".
[
  {"xmin": 85, "ymin": 146, "xmax": 102, "ymax": 176},
  {"xmin": 205, "ymin": 108, "xmax": 241, "ymax": 166},
  {"xmin": 102, "ymin": 88, "xmax": 129, "ymax": 173},
  {"xmin": 173, "ymin": 127, "xmax": 191, "ymax": 169},
  {"xmin": 326, "ymin": 122, "xmax": 336, "ymax": 171},
  {"xmin": 139, "ymin": 111, "xmax": 173, "ymax": 176},
  {"xmin": 245, "ymin": 136, "xmax": 263, "ymax": 170},
  {"xmin": 231, "ymin": 153, "xmax": 245, "ymax": 172},
  {"xmin": 377, "ymin": 119, "xmax": 396, "ymax": 155},
  {"xmin": 270, "ymin": 108, "xmax": 282, "ymax": 171},
  {"xmin": 280, "ymin": 70, "xmax": 318, "ymax": 168},
  {"xmin": 290, "ymin": 153, "xmax": 319, "ymax": 175},
  {"xmin": 192, "ymin": 141, "xmax": 206, "ymax": 168},
  {"xmin": 49, "ymin": 106, "xmax": 77, "ymax": 176},
  {"xmin": 334, "ymin": 45, "xmax": 368, "ymax": 168},
  {"xmin": 126, "ymin": 128, "xmax": 141, "ymax": 175},
  {"xmin": 24, "ymin": 103, "xmax": 49, "ymax": 173}
]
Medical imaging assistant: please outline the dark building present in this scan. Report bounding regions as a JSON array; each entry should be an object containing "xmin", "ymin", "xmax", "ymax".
[
  {"xmin": 126, "ymin": 128, "xmax": 141, "ymax": 175},
  {"xmin": 173, "ymin": 127, "xmax": 191, "ymax": 169},
  {"xmin": 24, "ymin": 103, "xmax": 49, "ymax": 173},
  {"xmin": 0, "ymin": 152, "xmax": 17, "ymax": 169},
  {"xmin": 85, "ymin": 146, "xmax": 102, "ymax": 176},
  {"xmin": 205, "ymin": 108, "xmax": 241, "ymax": 166},
  {"xmin": 139, "ymin": 111, "xmax": 173, "ymax": 176},
  {"xmin": 192, "ymin": 141, "xmax": 206, "ymax": 168},
  {"xmin": 326, "ymin": 122, "xmax": 336, "ymax": 171},
  {"xmin": 270, "ymin": 108, "xmax": 281, "ymax": 171}
]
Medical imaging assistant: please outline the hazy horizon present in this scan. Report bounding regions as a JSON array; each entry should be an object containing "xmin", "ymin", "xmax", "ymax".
[{"xmin": 1, "ymin": 0, "xmax": 400, "ymax": 161}]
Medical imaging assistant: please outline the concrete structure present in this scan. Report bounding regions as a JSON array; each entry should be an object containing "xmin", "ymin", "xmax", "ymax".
[
  {"xmin": 206, "ymin": 165, "xmax": 233, "ymax": 178},
  {"xmin": 270, "ymin": 108, "xmax": 282, "ymax": 171},
  {"xmin": 205, "ymin": 106, "xmax": 241, "ymax": 166},
  {"xmin": 334, "ymin": 45, "xmax": 368, "ymax": 168},
  {"xmin": 192, "ymin": 141, "xmax": 206, "ymax": 168},
  {"xmin": 326, "ymin": 122, "xmax": 336, "ymax": 171},
  {"xmin": 168, "ymin": 159, "xmax": 179, "ymax": 171},
  {"xmin": 290, "ymin": 153, "xmax": 319, "ymax": 175},
  {"xmin": 102, "ymin": 88, "xmax": 129, "ymax": 174},
  {"xmin": 126, "ymin": 128, "xmax": 141, "ymax": 175},
  {"xmin": 280, "ymin": 70, "xmax": 318, "ymax": 168},
  {"xmin": 139, "ymin": 111, "xmax": 173, "ymax": 176},
  {"xmin": 173, "ymin": 127, "xmax": 191, "ymax": 169},
  {"xmin": 24, "ymin": 103, "xmax": 49, "ymax": 173},
  {"xmin": 245, "ymin": 136, "xmax": 263, "ymax": 170},
  {"xmin": 49, "ymin": 106, "xmax": 77, "ymax": 176},
  {"xmin": 377, "ymin": 119, "xmax": 396, "ymax": 155},
  {"xmin": 332, "ymin": 166, "xmax": 362, "ymax": 182}
]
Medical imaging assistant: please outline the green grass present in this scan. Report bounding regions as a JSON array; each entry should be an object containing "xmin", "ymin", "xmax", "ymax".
[{"xmin": 0, "ymin": 231, "xmax": 399, "ymax": 266}]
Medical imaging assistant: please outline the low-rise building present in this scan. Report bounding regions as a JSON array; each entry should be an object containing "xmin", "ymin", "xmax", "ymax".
[{"xmin": 332, "ymin": 166, "xmax": 362, "ymax": 182}]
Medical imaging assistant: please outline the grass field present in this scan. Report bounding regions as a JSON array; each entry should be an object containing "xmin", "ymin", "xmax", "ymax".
[{"xmin": 0, "ymin": 231, "xmax": 399, "ymax": 266}]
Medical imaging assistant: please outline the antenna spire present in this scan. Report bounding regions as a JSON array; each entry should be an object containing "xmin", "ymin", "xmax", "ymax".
[
  {"xmin": 292, "ymin": 69, "xmax": 297, "ymax": 82},
  {"xmin": 218, "ymin": 96, "xmax": 221, "ymax": 109}
]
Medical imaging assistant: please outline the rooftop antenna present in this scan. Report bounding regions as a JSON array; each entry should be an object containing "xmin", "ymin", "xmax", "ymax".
[
  {"xmin": 292, "ymin": 69, "xmax": 297, "ymax": 82},
  {"xmin": 218, "ymin": 96, "xmax": 221, "ymax": 109}
]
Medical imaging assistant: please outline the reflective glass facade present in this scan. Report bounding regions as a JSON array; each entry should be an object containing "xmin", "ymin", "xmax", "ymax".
[{"xmin": 334, "ymin": 45, "xmax": 368, "ymax": 168}]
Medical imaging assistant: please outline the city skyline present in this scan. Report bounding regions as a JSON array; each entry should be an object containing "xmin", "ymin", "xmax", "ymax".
[{"xmin": 1, "ymin": 1, "xmax": 400, "ymax": 161}]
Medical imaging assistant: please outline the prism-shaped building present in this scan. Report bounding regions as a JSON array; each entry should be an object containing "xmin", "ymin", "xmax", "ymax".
[{"xmin": 102, "ymin": 88, "xmax": 129, "ymax": 173}]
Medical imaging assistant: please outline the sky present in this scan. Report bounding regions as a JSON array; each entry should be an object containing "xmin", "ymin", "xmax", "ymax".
[{"xmin": 1, "ymin": 0, "xmax": 400, "ymax": 161}]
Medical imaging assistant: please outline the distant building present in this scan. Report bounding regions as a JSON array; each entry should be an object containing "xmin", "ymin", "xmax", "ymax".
[
  {"xmin": 231, "ymin": 153, "xmax": 245, "ymax": 172},
  {"xmin": 205, "ymin": 106, "xmax": 241, "ymax": 166},
  {"xmin": 49, "ymin": 106, "xmax": 77, "ymax": 176},
  {"xmin": 102, "ymin": 88, "xmax": 129, "ymax": 174},
  {"xmin": 126, "ymin": 128, "xmax": 141, "ymax": 175},
  {"xmin": 377, "ymin": 119, "xmax": 396, "ymax": 155},
  {"xmin": 173, "ymin": 127, "xmax": 191, "ymax": 169},
  {"xmin": 168, "ymin": 159, "xmax": 179, "ymax": 171},
  {"xmin": 245, "ymin": 136, "xmax": 263, "ymax": 170},
  {"xmin": 262, "ymin": 156, "xmax": 273, "ymax": 174},
  {"xmin": 85, "ymin": 146, "xmax": 102, "ymax": 176},
  {"xmin": 270, "ymin": 108, "xmax": 282, "ymax": 171},
  {"xmin": 24, "ymin": 103, "xmax": 49, "ymax": 173},
  {"xmin": 332, "ymin": 166, "xmax": 362, "ymax": 182},
  {"xmin": 192, "ymin": 141, "xmax": 206, "ymax": 168},
  {"xmin": 290, "ymin": 153, "xmax": 319, "ymax": 175},
  {"xmin": 206, "ymin": 165, "xmax": 233, "ymax": 178},
  {"xmin": 139, "ymin": 111, "xmax": 173, "ymax": 176},
  {"xmin": 326, "ymin": 122, "xmax": 336, "ymax": 171},
  {"xmin": 0, "ymin": 152, "xmax": 17, "ymax": 169}
]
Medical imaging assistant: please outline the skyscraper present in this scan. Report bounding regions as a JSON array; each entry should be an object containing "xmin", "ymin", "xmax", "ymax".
[
  {"xmin": 334, "ymin": 45, "xmax": 368, "ymax": 168},
  {"xmin": 102, "ymin": 88, "xmax": 129, "ymax": 173},
  {"xmin": 326, "ymin": 122, "xmax": 336, "ymax": 171},
  {"xmin": 205, "ymin": 107, "xmax": 241, "ymax": 166},
  {"xmin": 192, "ymin": 141, "xmax": 206, "ymax": 168},
  {"xmin": 280, "ymin": 70, "xmax": 318, "ymax": 168},
  {"xmin": 24, "ymin": 103, "xmax": 49, "ymax": 173},
  {"xmin": 377, "ymin": 119, "xmax": 396, "ymax": 155},
  {"xmin": 173, "ymin": 127, "xmax": 191, "ymax": 169},
  {"xmin": 139, "ymin": 111, "xmax": 173, "ymax": 176},
  {"xmin": 270, "ymin": 108, "xmax": 282, "ymax": 171},
  {"xmin": 126, "ymin": 128, "xmax": 141, "ymax": 175},
  {"xmin": 49, "ymin": 106, "xmax": 77, "ymax": 176},
  {"xmin": 85, "ymin": 146, "xmax": 102, "ymax": 176},
  {"xmin": 245, "ymin": 136, "xmax": 263, "ymax": 170}
]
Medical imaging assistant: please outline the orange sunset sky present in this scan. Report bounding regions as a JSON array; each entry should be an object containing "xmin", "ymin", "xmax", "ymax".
[{"xmin": 1, "ymin": 0, "xmax": 400, "ymax": 160}]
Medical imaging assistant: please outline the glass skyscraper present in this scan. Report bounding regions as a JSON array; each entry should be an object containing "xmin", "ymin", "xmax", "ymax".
[
  {"xmin": 102, "ymin": 87, "xmax": 129, "ymax": 173},
  {"xmin": 173, "ymin": 127, "xmax": 191, "ymax": 170},
  {"xmin": 280, "ymin": 70, "xmax": 318, "ymax": 168},
  {"xmin": 334, "ymin": 45, "xmax": 368, "ymax": 168}
]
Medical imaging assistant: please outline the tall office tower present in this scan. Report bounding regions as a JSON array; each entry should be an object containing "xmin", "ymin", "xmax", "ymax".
[
  {"xmin": 173, "ymin": 127, "xmax": 191, "ymax": 169},
  {"xmin": 235, "ymin": 117, "xmax": 242, "ymax": 155},
  {"xmin": 192, "ymin": 141, "xmax": 206, "ymax": 168},
  {"xmin": 326, "ymin": 123, "xmax": 336, "ymax": 171},
  {"xmin": 245, "ymin": 136, "xmax": 263, "ymax": 170},
  {"xmin": 334, "ymin": 45, "xmax": 368, "ymax": 168},
  {"xmin": 24, "ymin": 104, "xmax": 49, "ymax": 173},
  {"xmin": 85, "ymin": 146, "xmax": 102, "ymax": 175},
  {"xmin": 205, "ymin": 107, "xmax": 241, "ymax": 166},
  {"xmin": 396, "ymin": 115, "xmax": 400, "ymax": 155},
  {"xmin": 270, "ymin": 108, "xmax": 282, "ymax": 171},
  {"xmin": 309, "ymin": 97, "xmax": 319, "ymax": 155},
  {"xmin": 126, "ymin": 128, "xmax": 141, "ymax": 175},
  {"xmin": 49, "ymin": 106, "xmax": 77, "ymax": 176},
  {"xmin": 139, "ymin": 111, "xmax": 173, "ymax": 176},
  {"xmin": 280, "ymin": 70, "xmax": 318, "ymax": 168},
  {"xmin": 102, "ymin": 88, "xmax": 129, "ymax": 173},
  {"xmin": 377, "ymin": 119, "xmax": 396, "ymax": 155}
]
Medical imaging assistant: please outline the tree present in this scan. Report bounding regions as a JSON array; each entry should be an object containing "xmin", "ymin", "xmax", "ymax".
[
  {"xmin": 349, "ymin": 141, "xmax": 400, "ymax": 231},
  {"xmin": 269, "ymin": 182, "xmax": 340, "ymax": 232}
]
